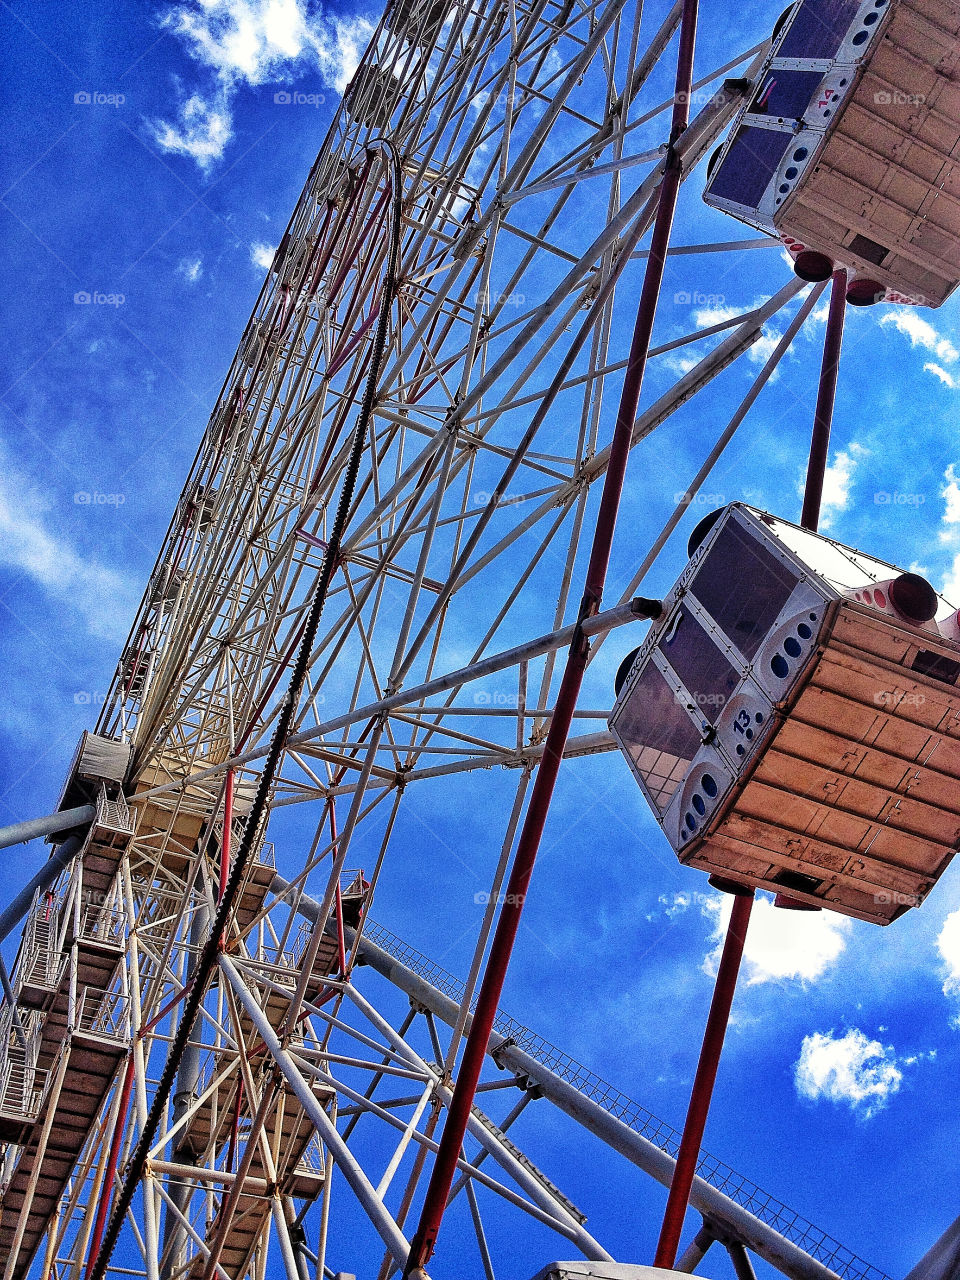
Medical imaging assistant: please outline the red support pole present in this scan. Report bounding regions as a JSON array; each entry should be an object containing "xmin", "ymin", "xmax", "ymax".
[
  {"xmin": 220, "ymin": 769, "xmax": 234, "ymax": 903},
  {"xmin": 653, "ymin": 891, "xmax": 754, "ymax": 1265},
  {"xmin": 83, "ymin": 1053, "xmax": 136, "ymax": 1280},
  {"xmin": 402, "ymin": 4, "xmax": 701, "ymax": 1272},
  {"xmin": 776, "ymin": 267, "xmax": 847, "ymax": 911},
  {"xmin": 334, "ymin": 881, "xmax": 348, "ymax": 976},
  {"xmin": 800, "ymin": 268, "xmax": 848, "ymax": 531}
]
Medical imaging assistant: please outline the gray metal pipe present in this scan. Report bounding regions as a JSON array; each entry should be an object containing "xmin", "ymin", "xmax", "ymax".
[
  {"xmin": 905, "ymin": 1215, "xmax": 960, "ymax": 1280},
  {"xmin": 727, "ymin": 1241, "xmax": 759, "ymax": 1280},
  {"xmin": 0, "ymin": 806, "xmax": 95, "ymax": 853},
  {"xmin": 217, "ymin": 952, "xmax": 411, "ymax": 1268},
  {"xmin": 0, "ymin": 833, "xmax": 86, "ymax": 945},
  {"xmin": 268, "ymin": 876, "xmax": 844, "ymax": 1280},
  {"xmin": 676, "ymin": 1225, "xmax": 714, "ymax": 1272}
]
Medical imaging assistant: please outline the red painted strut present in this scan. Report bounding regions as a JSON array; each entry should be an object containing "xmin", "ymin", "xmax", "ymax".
[
  {"xmin": 656, "ymin": 231, "xmax": 850, "ymax": 1268},
  {"xmin": 83, "ymin": 1053, "xmax": 136, "ymax": 1280},
  {"xmin": 220, "ymin": 768, "xmax": 234, "ymax": 903},
  {"xmin": 653, "ymin": 891, "xmax": 753, "ymax": 1265},
  {"xmin": 403, "ymin": 2, "xmax": 701, "ymax": 1271},
  {"xmin": 801, "ymin": 267, "xmax": 847, "ymax": 532}
]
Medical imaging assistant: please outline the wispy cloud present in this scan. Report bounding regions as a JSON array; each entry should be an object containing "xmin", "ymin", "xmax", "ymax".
[
  {"xmin": 700, "ymin": 892, "xmax": 851, "ymax": 985},
  {"xmin": 880, "ymin": 308, "xmax": 960, "ymax": 387},
  {"xmin": 151, "ymin": 1, "xmax": 376, "ymax": 167},
  {"xmin": 0, "ymin": 446, "xmax": 138, "ymax": 642},
  {"xmin": 794, "ymin": 1027, "xmax": 923, "ymax": 1118},
  {"xmin": 149, "ymin": 90, "xmax": 233, "ymax": 169},
  {"xmin": 934, "ymin": 465, "xmax": 960, "ymax": 603},
  {"xmin": 936, "ymin": 908, "xmax": 960, "ymax": 1023},
  {"xmin": 925, "ymin": 362, "xmax": 957, "ymax": 389},
  {"xmin": 250, "ymin": 241, "xmax": 276, "ymax": 270},
  {"xmin": 692, "ymin": 301, "xmax": 783, "ymax": 367},
  {"xmin": 819, "ymin": 441, "xmax": 868, "ymax": 529},
  {"xmin": 793, "ymin": 440, "xmax": 867, "ymax": 530},
  {"xmin": 177, "ymin": 255, "xmax": 204, "ymax": 283}
]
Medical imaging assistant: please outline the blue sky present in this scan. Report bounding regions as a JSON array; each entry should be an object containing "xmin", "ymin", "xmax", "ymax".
[{"xmin": 2, "ymin": 0, "xmax": 960, "ymax": 1276}]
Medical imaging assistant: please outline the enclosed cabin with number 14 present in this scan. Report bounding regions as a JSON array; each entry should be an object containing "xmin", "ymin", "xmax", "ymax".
[{"xmin": 703, "ymin": 0, "xmax": 960, "ymax": 307}]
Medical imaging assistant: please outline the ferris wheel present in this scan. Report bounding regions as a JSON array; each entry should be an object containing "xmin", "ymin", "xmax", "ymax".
[{"xmin": 1, "ymin": 1, "xmax": 960, "ymax": 1279}]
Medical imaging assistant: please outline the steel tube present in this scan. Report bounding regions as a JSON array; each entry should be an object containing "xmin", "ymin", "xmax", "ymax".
[
  {"xmin": 727, "ymin": 1241, "xmax": 759, "ymax": 1280},
  {"xmin": 160, "ymin": 907, "xmax": 209, "ymax": 1279},
  {"xmin": 0, "ymin": 832, "xmax": 86, "ymax": 944},
  {"xmin": 217, "ymin": 953, "xmax": 411, "ymax": 1266},
  {"xmin": 84, "ymin": 1054, "xmax": 136, "ymax": 1280},
  {"xmin": 654, "ymin": 893, "xmax": 754, "ymax": 1264},
  {"xmin": 676, "ymin": 1225, "xmax": 715, "ymax": 1271},
  {"xmin": 0, "ymin": 805, "xmax": 94, "ymax": 852},
  {"xmin": 334, "ymin": 915, "xmax": 842, "ymax": 1280},
  {"xmin": 127, "ymin": 597, "xmax": 661, "ymax": 808}
]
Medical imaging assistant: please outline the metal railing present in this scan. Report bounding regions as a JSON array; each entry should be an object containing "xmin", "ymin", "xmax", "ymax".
[
  {"xmin": 0, "ymin": 1059, "xmax": 48, "ymax": 1125},
  {"xmin": 78, "ymin": 897, "xmax": 125, "ymax": 950},
  {"xmin": 76, "ymin": 989, "xmax": 129, "ymax": 1044},
  {"xmin": 296, "ymin": 1133, "xmax": 326, "ymax": 1179},
  {"xmin": 0, "ymin": 1006, "xmax": 45, "ymax": 1061},
  {"xmin": 362, "ymin": 920, "xmax": 891, "ymax": 1280},
  {"xmin": 95, "ymin": 787, "xmax": 134, "ymax": 835},
  {"xmin": 21, "ymin": 901, "xmax": 64, "ymax": 994}
]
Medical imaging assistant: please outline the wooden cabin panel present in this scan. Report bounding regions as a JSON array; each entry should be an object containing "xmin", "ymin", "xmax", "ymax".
[
  {"xmin": 733, "ymin": 771, "xmax": 954, "ymax": 869},
  {"xmin": 894, "ymin": 2, "xmax": 960, "ymax": 65},
  {"xmin": 708, "ymin": 816, "xmax": 933, "ymax": 900}
]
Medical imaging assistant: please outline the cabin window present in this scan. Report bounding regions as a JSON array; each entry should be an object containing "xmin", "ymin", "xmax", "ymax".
[
  {"xmin": 615, "ymin": 663, "xmax": 702, "ymax": 814},
  {"xmin": 708, "ymin": 127, "xmax": 793, "ymax": 208},
  {"xmin": 691, "ymin": 521, "xmax": 800, "ymax": 662},
  {"xmin": 659, "ymin": 606, "xmax": 741, "ymax": 719},
  {"xmin": 750, "ymin": 70, "xmax": 825, "ymax": 121},
  {"xmin": 778, "ymin": 0, "xmax": 863, "ymax": 60}
]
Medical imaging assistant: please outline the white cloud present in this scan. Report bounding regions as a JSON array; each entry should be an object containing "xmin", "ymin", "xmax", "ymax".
[
  {"xmin": 178, "ymin": 255, "xmax": 203, "ymax": 283},
  {"xmin": 692, "ymin": 304, "xmax": 741, "ymax": 329},
  {"xmin": 0, "ymin": 449, "xmax": 138, "ymax": 642},
  {"xmin": 925, "ymin": 362, "xmax": 957, "ymax": 389},
  {"xmin": 937, "ymin": 908, "xmax": 960, "ymax": 1008},
  {"xmin": 250, "ymin": 240, "xmax": 276, "ymax": 270},
  {"xmin": 657, "ymin": 891, "xmax": 701, "ymax": 920},
  {"xmin": 941, "ymin": 553, "xmax": 960, "ymax": 606},
  {"xmin": 169, "ymin": 0, "xmax": 316, "ymax": 82},
  {"xmin": 937, "ymin": 467, "xmax": 960, "ymax": 599},
  {"xmin": 149, "ymin": 92, "xmax": 232, "ymax": 169},
  {"xmin": 662, "ymin": 351, "xmax": 700, "ymax": 378},
  {"xmin": 942, "ymin": 464, "xmax": 960, "ymax": 526},
  {"xmin": 701, "ymin": 892, "xmax": 851, "ymax": 985},
  {"xmin": 152, "ymin": 1, "xmax": 376, "ymax": 165},
  {"xmin": 796, "ymin": 440, "xmax": 867, "ymax": 530},
  {"xmin": 881, "ymin": 309, "xmax": 959, "ymax": 367},
  {"xmin": 749, "ymin": 326, "xmax": 782, "ymax": 366},
  {"xmin": 794, "ymin": 1027, "xmax": 906, "ymax": 1117},
  {"xmin": 312, "ymin": 13, "xmax": 377, "ymax": 93}
]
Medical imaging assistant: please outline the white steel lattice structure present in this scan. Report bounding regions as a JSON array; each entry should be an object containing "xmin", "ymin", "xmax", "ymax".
[{"xmin": 0, "ymin": 2, "xmax": 912, "ymax": 1279}]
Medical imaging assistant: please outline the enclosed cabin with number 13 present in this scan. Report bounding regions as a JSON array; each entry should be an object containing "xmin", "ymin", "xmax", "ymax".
[{"xmin": 610, "ymin": 504, "xmax": 960, "ymax": 924}]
